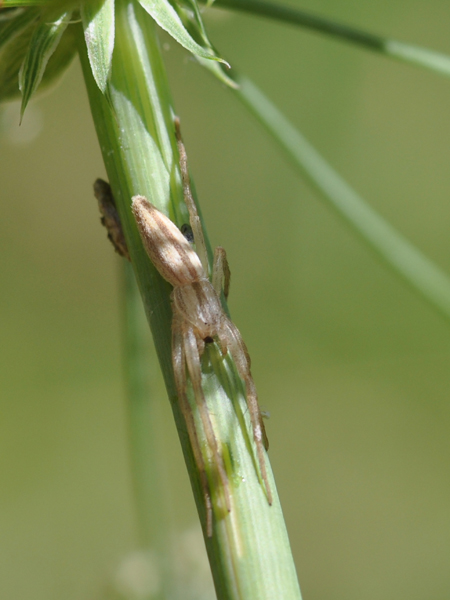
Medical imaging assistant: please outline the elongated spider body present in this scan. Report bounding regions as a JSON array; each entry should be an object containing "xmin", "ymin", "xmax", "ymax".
[{"xmin": 131, "ymin": 120, "xmax": 271, "ymax": 535}]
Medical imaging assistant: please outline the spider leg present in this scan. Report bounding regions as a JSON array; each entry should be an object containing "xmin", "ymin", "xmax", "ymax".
[
  {"xmin": 174, "ymin": 117, "xmax": 209, "ymax": 276},
  {"xmin": 221, "ymin": 318, "xmax": 273, "ymax": 505},
  {"xmin": 183, "ymin": 324, "xmax": 232, "ymax": 515},
  {"xmin": 172, "ymin": 315, "xmax": 213, "ymax": 536},
  {"xmin": 212, "ymin": 246, "xmax": 231, "ymax": 301}
]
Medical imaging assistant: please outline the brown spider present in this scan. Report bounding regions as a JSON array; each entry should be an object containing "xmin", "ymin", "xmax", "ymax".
[{"xmin": 112, "ymin": 119, "xmax": 271, "ymax": 535}]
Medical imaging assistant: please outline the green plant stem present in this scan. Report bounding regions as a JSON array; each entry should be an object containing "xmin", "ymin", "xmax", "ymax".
[
  {"xmin": 77, "ymin": 1, "xmax": 301, "ymax": 598},
  {"xmin": 233, "ymin": 73, "xmax": 450, "ymax": 321},
  {"xmin": 214, "ymin": 0, "xmax": 450, "ymax": 78}
]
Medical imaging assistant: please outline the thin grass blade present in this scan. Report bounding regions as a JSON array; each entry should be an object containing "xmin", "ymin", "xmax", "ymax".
[
  {"xmin": 385, "ymin": 40, "xmax": 450, "ymax": 77},
  {"xmin": 0, "ymin": 9, "xmax": 36, "ymax": 102},
  {"xmin": 18, "ymin": 8, "xmax": 71, "ymax": 119},
  {"xmin": 138, "ymin": 0, "xmax": 228, "ymax": 66},
  {"xmin": 195, "ymin": 54, "xmax": 237, "ymax": 88},
  {"xmin": 81, "ymin": 0, "xmax": 115, "ymax": 93},
  {"xmin": 172, "ymin": 0, "xmax": 235, "ymax": 86},
  {"xmin": 0, "ymin": 25, "xmax": 76, "ymax": 105},
  {"xmin": 214, "ymin": 0, "xmax": 450, "ymax": 80},
  {"xmin": 40, "ymin": 24, "xmax": 77, "ymax": 89},
  {"xmin": 179, "ymin": 0, "xmax": 212, "ymax": 46}
]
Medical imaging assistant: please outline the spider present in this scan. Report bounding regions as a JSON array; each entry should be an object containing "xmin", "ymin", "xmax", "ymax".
[{"xmin": 97, "ymin": 119, "xmax": 272, "ymax": 535}]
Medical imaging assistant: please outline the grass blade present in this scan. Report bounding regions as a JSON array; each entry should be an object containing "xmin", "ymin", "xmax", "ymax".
[
  {"xmin": 138, "ymin": 0, "xmax": 228, "ymax": 65},
  {"xmin": 215, "ymin": 0, "xmax": 450, "ymax": 79},
  {"xmin": 18, "ymin": 8, "xmax": 71, "ymax": 119},
  {"xmin": 81, "ymin": 0, "xmax": 115, "ymax": 93},
  {"xmin": 0, "ymin": 9, "xmax": 36, "ymax": 102},
  {"xmin": 40, "ymin": 22, "xmax": 76, "ymax": 87}
]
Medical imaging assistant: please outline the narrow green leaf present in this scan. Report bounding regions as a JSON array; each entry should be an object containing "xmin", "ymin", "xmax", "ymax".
[
  {"xmin": 0, "ymin": 8, "xmax": 39, "ymax": 102},
  {"xmin": 0, "ymin": 24, "xmax": 76, "ymax": 105},
  {"xmin": 0, "ymin": 15, "xmax": 34, "ymax": 102},
  {"xmin": 385, "ymin": 40, "xmax": 450, "ymax": 77},
  {"xmin": 164, "ymin": 0, "xmax": 236, "ymax": 87},
  {"xmin": 81, "ymin": 0, "xmax": 115, "ymax": 93},
  {"xmin": 138, "ymin": 0, "xmax": 229, "ymax": 66},
  {"xmin": 196, "ymin": 54, "xmax": 238, "ymax": 88},
  {"xmin": 179, "ymin": 0, "xmax": 210, "ymax": 46},
  {"xmin": 214, "ymin": 0, "xmax": 450, "ymax": 81},
  {"xmin": 18, "ymin": 9, "xmax": 71, "ymax": 120},
  {"xmin": 39, "ymin": 23, "xmax": 76, "ymax": 89}
]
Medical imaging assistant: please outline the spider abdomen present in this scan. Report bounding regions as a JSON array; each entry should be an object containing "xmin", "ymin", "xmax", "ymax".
[{"xmin": 132, "ymin": 195, "xmax": 204, "ymax": 286}]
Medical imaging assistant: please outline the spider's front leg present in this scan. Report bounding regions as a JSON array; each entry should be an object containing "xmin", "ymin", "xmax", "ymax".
[
  {"xmin": 175, "ymin": 118, "xmax": 230, "ymax": 302},
  {"xmin": 220, "ymin": 318, "xmax": 273, "ymax": 505},
  {"xmin": 172, "ymin": 315, "xmax": 215, "ymax": 536},
  {"xmin": 175, "ymin": 121, "xmax": 272, "ymax": 505}
]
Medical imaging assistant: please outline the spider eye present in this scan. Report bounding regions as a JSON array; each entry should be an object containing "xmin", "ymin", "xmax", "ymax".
[{"xmin": 180, "ymin": 223, "xmax": 194, "ymax": 243}]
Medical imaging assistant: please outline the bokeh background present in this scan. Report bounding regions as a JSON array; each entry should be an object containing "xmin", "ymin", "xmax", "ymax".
[{"xmin": 1, "ymin": 1, "xmax": 450, "ymax": 598}]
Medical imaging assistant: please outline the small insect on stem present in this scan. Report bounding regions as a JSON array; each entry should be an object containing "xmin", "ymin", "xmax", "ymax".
[
  {"xmin": 131, "ymin": 118, "xmax": 272, "ymax": 536},
  {"xmin": 94, "ymin": 178, "xmax": 130, "ymax": 261}
]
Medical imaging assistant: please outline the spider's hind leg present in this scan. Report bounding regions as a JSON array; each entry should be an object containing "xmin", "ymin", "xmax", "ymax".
[
  {"xmin": 183, "ymin": 324, "xmax": 232, "ymax": 516},
  {"xmin": 172, "ymin": 316, "xmax": 213, "ymax": 536},
  {"xmin": 174, "ymin": 117, "xmax": 209, "ymax": 275}
]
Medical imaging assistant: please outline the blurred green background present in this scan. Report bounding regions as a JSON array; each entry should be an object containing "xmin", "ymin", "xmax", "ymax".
[{"xmin": 1, "ymin": 1, "xmax": 450, "ymax": 598}]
